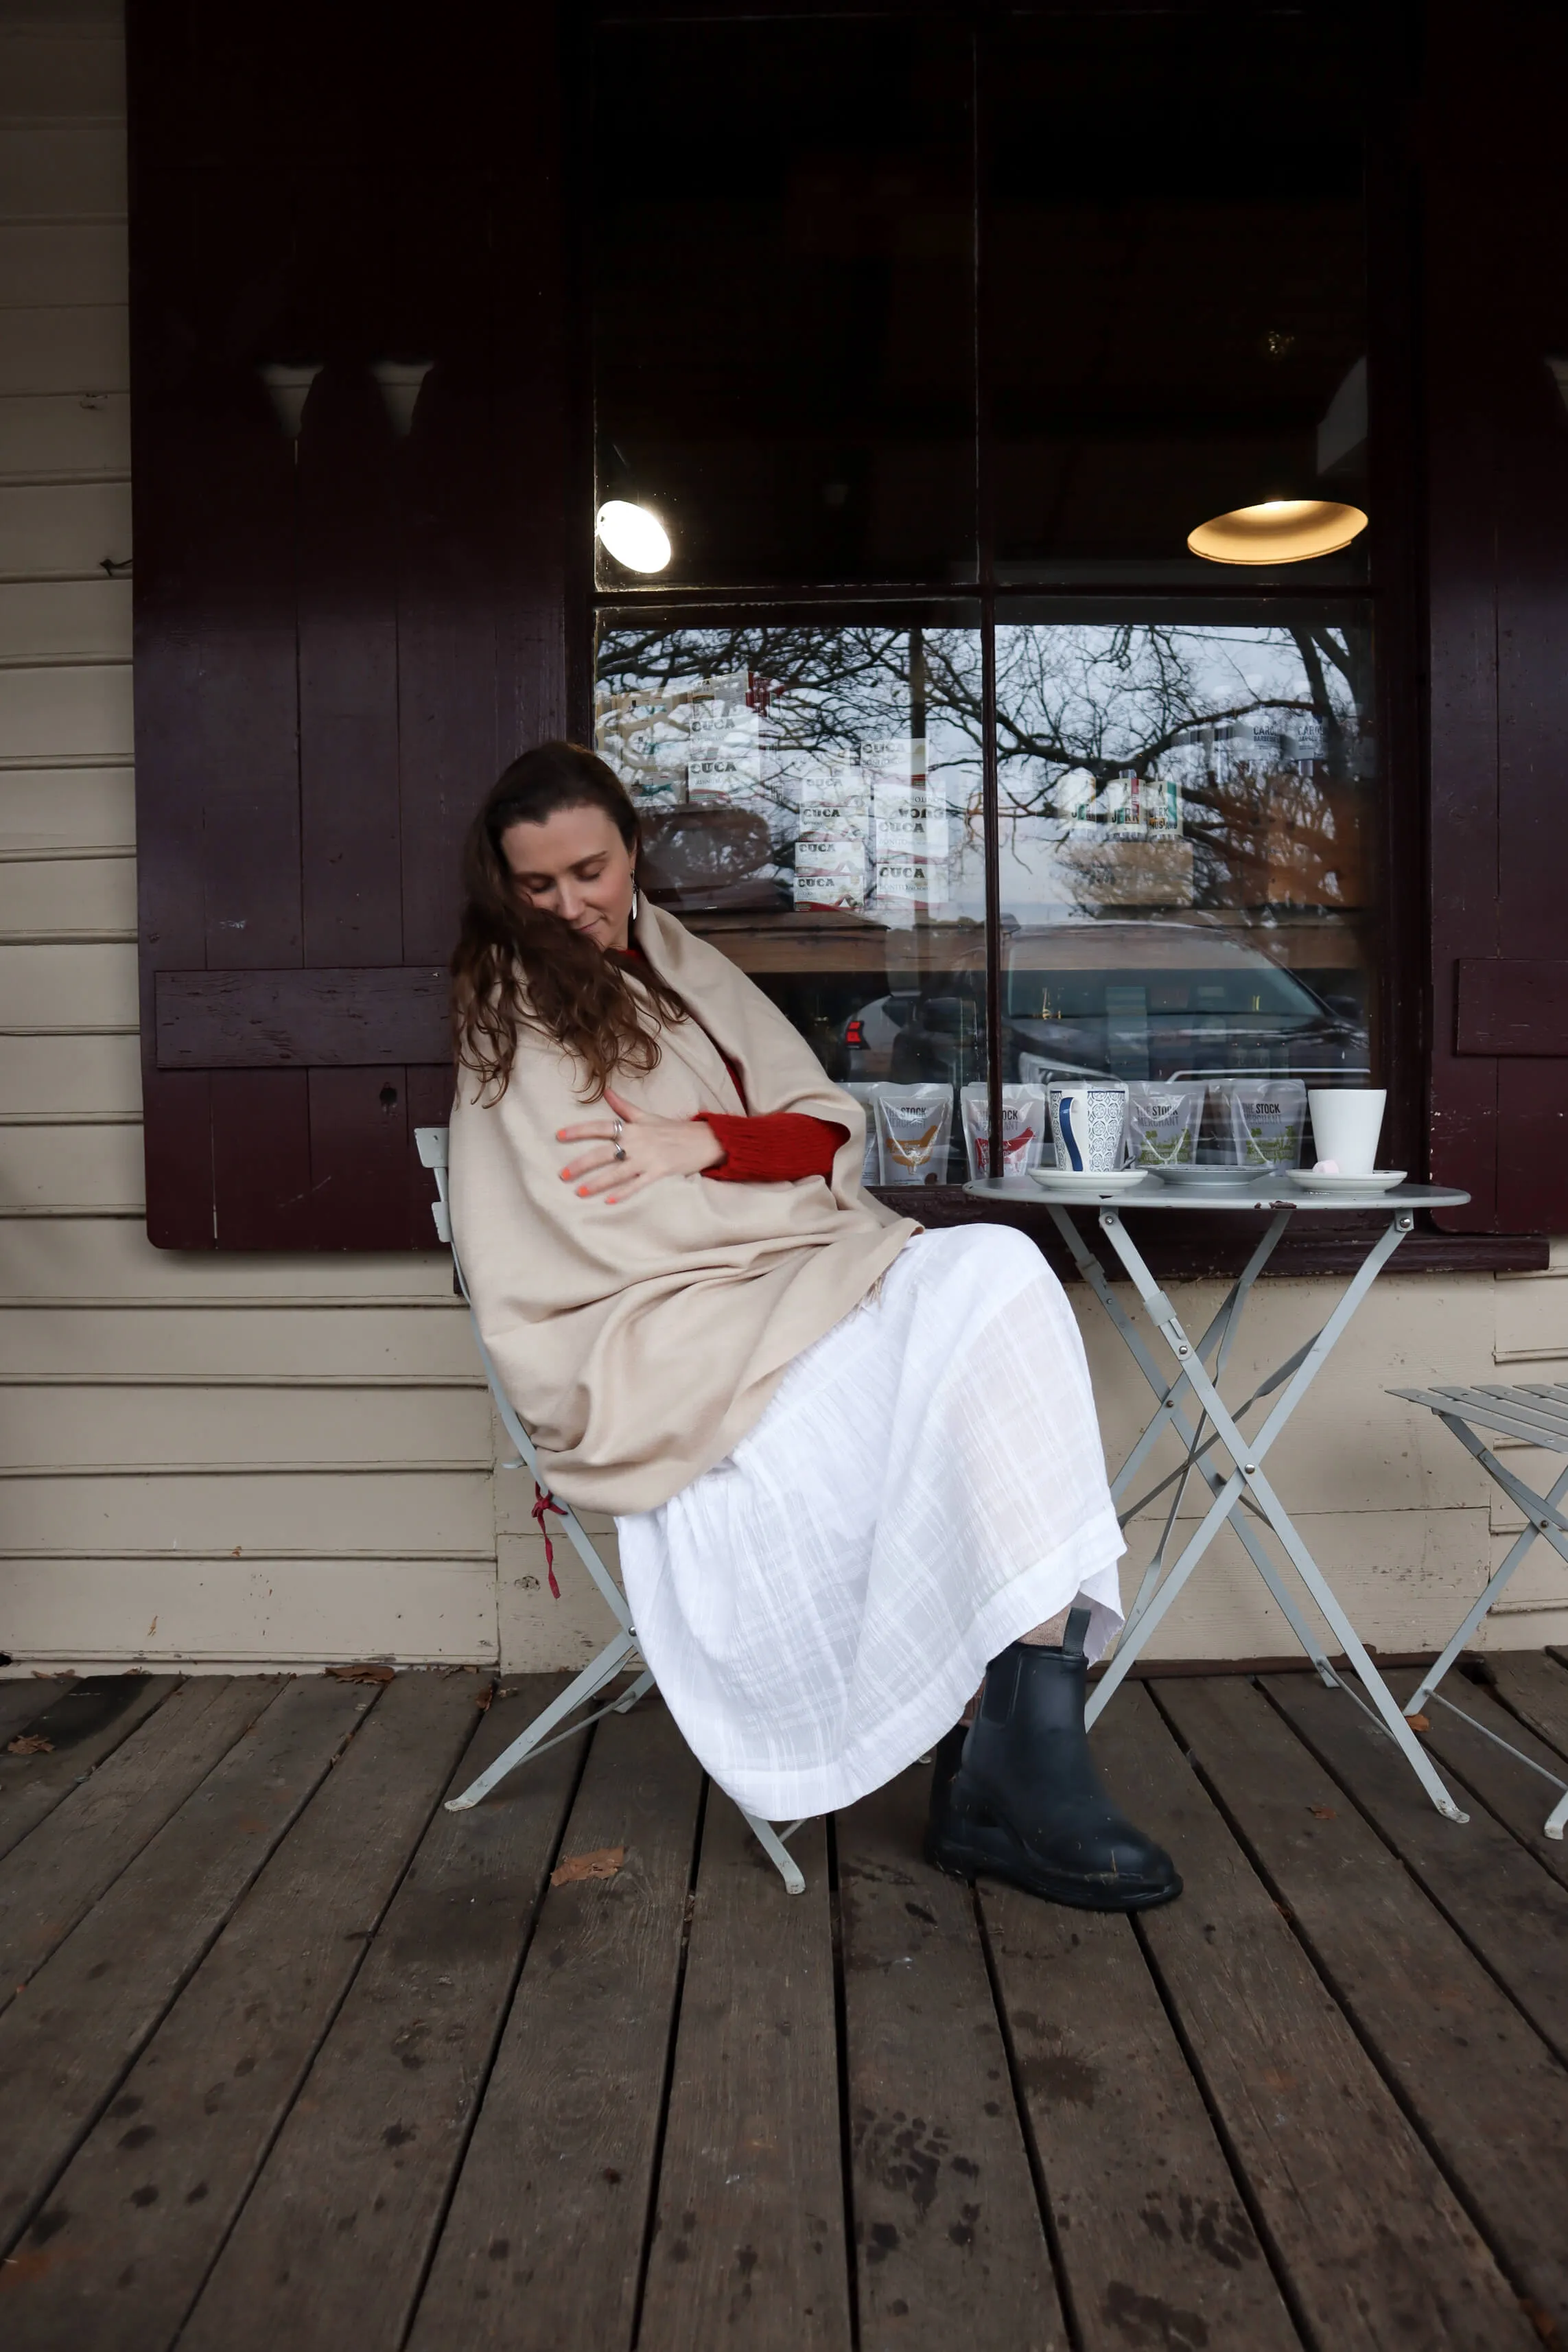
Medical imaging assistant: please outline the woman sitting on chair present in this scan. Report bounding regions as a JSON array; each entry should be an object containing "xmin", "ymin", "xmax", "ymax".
[{"xmin": 449, "ymin": 740, "xmax": 1178, "ymax": 1912}]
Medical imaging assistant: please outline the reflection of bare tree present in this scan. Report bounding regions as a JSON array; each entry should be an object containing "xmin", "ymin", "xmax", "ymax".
[{"xmin": 596, "ymin": 618, "xmax": 1370, "ymax": 903}]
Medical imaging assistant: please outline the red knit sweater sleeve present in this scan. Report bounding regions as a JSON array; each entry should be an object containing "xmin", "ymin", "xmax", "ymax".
[{"xmin": 697, "ymin": 1111, "xmax": 848, "ymax": 1184}]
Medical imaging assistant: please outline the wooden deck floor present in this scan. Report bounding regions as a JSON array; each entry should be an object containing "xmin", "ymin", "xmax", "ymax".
[{"xmin": 2, "ymin": 1658, "xmax": 1568, "ymax": 2351}]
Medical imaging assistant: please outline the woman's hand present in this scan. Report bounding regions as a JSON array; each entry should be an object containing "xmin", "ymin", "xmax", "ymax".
[{"xmin": 557, "ymin": 1086, "xmax": 725, "ymax": 1204}]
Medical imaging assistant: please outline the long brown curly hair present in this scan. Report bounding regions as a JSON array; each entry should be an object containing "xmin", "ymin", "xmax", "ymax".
[{"xmin": 452, "ymin": 741, "xmax": 688, "ymax": 1100}]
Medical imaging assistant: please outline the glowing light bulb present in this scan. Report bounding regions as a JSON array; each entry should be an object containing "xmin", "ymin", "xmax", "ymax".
[
  {"xmin": 595, "ymin": 500, "xmax": 672, "ymax": 573},
  {"xmin": 1186, "ymin": 500, "xmax": 1368, "ymax": 565}
]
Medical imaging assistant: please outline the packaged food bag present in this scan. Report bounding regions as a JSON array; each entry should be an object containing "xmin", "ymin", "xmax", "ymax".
[
  {"xmin": 960, "ymin": 1083, "xmax": 1047, "ymax": 1180},
  {"xmin": 874, "ymin": 1084, "xmax": 954, "ymax": 1186},
  {"xmin": 840, "ymin": 1082, "xmax": 883, "ymax": 1186},
  {"xmin": 1217, "ymin": 1077, "xmax": 1307, "ymax": 1168},
  {"xmin": 1123, "ymin": 1082, "xmax": 1206, "ymax": 1168}
]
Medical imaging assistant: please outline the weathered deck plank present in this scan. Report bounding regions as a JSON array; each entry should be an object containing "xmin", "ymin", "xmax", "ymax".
[
  {"xmin": 0, "ymin": 1675, "xmax": 283, "ymax": 2012},
  {"xmin": 0, "ymin": 1670, "xmax": 482, "ymax": 2352},
  {"xmin": 1388, "ymin": 1669, "xmax": 1568, "ymax": 1894},
  {"xmin": 0, "ymin": 1676, "xmax": 369, "ymax": 2257},
  {"xmin": 406, "ymin": 1698, "xmax": 703, "ymax": 2352},
  {"xmin": 1096, "ymin": 1682, "xmax": 1539, "ymax": 2351},
  {"xmin": 1265, "ymin": 1674, "xmax": 1568, "ymax": 2068},
  {"xmin": 980, "ymin": 1883, "xmax": 1298, "ymax": 2352},
  {"xmin": 1490, "ymin": 1653, "xmax": 1568, "ymax": 1765},
  {"xmin": 1160, "ymin": 1674, "xmax": 1568, "ymax": 2338},
  {"xmin": 637, "ymin": 1802, "xmax": 850, "ymax": 2352},
  {"xmin": 177, "ymin": 1679, "xmax": 583, "ymax": 2352},
  {"xmin": 837, "ymin": 1762, "xmax": 1066, "ymax": 2352},
  {"xmin": 0, "ymin": 1680, "xmax": 65, "ymax": 1746},
  {"xmin": 0, "ymin": 1675, "xmax": 180, "ymax": 1863}
]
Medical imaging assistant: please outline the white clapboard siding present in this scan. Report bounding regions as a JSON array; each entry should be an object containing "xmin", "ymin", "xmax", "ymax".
[
  {"xmin": 0, "ymin": 767, "xmax": 134, "ymax": 846},
  {"xmin": 0, "ymin": 940, "xmax": 137, "ymax": 1025},
  {"xmin": 0, "ymin": 0, "xmax": 512, "ymax": 1679},
  {"xmin": 1, "ymin": 1466, "xmax": 494, "ymax": 1556},
  {"xmin": 0, "ymin": 579, "xmax": 130, "ymax": 660},
  {"xmin": 0, "ymin": 222, "xmax": 127, "ymax": 305},
  {"xmin": 0, "ymin": 391, "xmax": 128, "ymax": 478},
  {"xmin": 0, "ymin": 305, "xmax": 127, "ymax": 396},
  {"xmin": 0, "ymin": 847, "xmax": 133, "ymax": 930},
  {"xmin": 0, "ymin": 1215, "xmax": 459, "ymax": 1303},
  {"xmin": 0, "ymin": 1377, "xmax": 492, "ymax": 1469},
  {"xmin": 1, "ymin": 1115, "xmax": 143, "ymax": 1207},
  {"xmin": 1495, "ymin": 1264, "xmax": 1568, "ymax": 1362},
  {"xmin": 0, "ymin": 482, "xmax": 131, "ymax": 578},
  {"xmin": 0, "ymin": 126, "xmax": 127, "ymax": 222},
  {"xmin": 1, "ymin": 1557, "xmax": 500, "ymax": 1667},
  {"xmin": 1, "ymin": 27, "xmax": 126, "ymax": 115},
  {"xmin": 0, "ymin": 663, "xmax": 132, "ymax": 756},
  {"xmin": 0, "ymin": 1300, "xmax": 487, "ymax": 1380},
  {"xmin": 0, "ymin": 1032, "xmax": 141, "ymax": 1114}
]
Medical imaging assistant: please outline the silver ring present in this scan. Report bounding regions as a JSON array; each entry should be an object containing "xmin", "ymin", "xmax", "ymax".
[
  {"xmin": 613, "ymin": 1141, "xmax": 627, "ymax": 1161},
  {"xmin": 611, "ymin": 1117, "xmax": 624, "ymax": 1139}
]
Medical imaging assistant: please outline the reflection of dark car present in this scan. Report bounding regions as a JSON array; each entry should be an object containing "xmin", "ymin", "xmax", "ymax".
[{"xmin": 840, "ymin": 924, "xmax": 1368, "ymax": 1087}]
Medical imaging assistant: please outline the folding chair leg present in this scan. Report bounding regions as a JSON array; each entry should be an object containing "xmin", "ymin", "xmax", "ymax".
[
  {"xmin": 1547, "ymin": 1788, "xmax": 1568, "ymax": 1843},
  {"xmin": 445, "ymin": 1632, "xmax": 637, "ymax": 1812},
  {"xmin": 742, "ymin": 1809, "xmax": 806, "ymax": 1895}
]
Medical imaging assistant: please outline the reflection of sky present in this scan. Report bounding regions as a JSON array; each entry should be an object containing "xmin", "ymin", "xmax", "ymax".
[{"xmin": 595, "ymin": 621, "xmax": 1368, "ymax": 929}]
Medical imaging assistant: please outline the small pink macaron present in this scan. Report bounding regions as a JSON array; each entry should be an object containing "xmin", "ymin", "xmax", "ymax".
[{"xmin": 1313, "ymin": 1158, "xmax": 1341, "ymax": 1174}]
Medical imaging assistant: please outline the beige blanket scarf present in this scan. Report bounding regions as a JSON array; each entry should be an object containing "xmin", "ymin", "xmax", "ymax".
[{"xmin": 449, "ymin": 899, "xmax": 920, "ymax": 1513}]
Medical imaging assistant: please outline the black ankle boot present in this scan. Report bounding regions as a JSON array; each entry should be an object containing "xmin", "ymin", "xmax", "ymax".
[{"xmin": 924, "ymin": 1609, "xmax": 1180, "ymax": 1911}]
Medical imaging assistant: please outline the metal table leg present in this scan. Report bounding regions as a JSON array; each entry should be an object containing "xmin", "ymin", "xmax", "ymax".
[
  {"xmin": 1051, "ymin": 1206, "xmax": 1339, "ymax": 1688},
  {"xmin": 1073, "ymin": 1204, "xmax": 1468, "ymax": 1824}
]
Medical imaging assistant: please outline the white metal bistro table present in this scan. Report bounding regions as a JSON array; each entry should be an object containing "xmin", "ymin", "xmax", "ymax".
[{"xmin": 966, "ymin": 1173, "xmax": 1474, "ymax": 1822}]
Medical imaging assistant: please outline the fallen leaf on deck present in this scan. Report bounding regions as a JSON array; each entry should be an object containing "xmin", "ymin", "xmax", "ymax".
[
  {"xmin": 1405, "ymin": 1712, "xmax": 1431, "ymax": 1732},
  {"xmin": 5, "ymin": 1735, "xmax": 54, "ymax": 1756},
  {"xmin": 474, "ymin": 1687, "xmax": 493, "ymax": 1711},
  {"xmin": 327, "ymin": 1663, "xmax": 395, "ymax": 1685},
  {"xmin": 1308, "ymin": 1805, "xmax": 1337, "ymax": 1820},
  {"xmin": 551, "ymin": 1845, "xmax": 626, "ymax": 1887}
]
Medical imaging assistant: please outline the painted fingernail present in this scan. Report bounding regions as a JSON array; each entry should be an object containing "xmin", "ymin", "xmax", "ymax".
[{"xmin": 576, "ymin": 1186, "xmax": 588, "ymax": 1197}]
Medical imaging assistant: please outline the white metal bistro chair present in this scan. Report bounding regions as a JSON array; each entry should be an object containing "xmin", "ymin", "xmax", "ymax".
[
  {"xmin": 415, "ymin": 1126, "xmax": 809, "ymax": 1892},
  {"xmin": 1390, "ymin": 1380, "xmax": 1568, "ymax": 1841}
]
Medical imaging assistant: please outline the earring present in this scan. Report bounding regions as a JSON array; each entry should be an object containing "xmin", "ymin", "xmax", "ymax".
[{"xmin": 631, "ymin": 874, "xmax": 640, "ymax": 921}]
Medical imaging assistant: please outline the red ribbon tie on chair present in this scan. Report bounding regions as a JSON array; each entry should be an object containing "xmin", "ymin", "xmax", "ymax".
[{"xmin": 531, "ymin": 1484, "xmax": 564, "ymax": 1599}]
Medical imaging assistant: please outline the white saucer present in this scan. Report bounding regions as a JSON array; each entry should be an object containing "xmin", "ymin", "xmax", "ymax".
[
  {"xmin": 1289, "ymin": 1168, "xmax": 1407, "ymax": 1194},
  {"xmin": 1030, "ymin": 1166, "xmax": 1150, "ymax": 1196}
]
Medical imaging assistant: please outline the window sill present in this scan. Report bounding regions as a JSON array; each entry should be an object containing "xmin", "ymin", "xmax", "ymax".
[{"xmin": 868, "ymin": 1187, "xmax": 1549, "ymax": 1278}]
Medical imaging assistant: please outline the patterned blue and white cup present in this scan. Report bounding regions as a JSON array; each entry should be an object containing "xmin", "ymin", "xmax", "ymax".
[{"xmin": 1048, "ymin": 1079, "xmax": 1130, "ymax": 1173}]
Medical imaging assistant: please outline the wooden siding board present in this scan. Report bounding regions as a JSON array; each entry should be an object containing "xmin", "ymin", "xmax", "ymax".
[
  {"xmin": 0, "ymin": 306, "xmax": 128, "ymax": 395},
  {"xmin": 0, "ymin": 225, "xmax": 128, "ymax": 307}
]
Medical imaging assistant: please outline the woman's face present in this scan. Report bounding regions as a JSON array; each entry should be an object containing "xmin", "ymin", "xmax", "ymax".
[{"xmin": 500, "ymin": 802, "xmax": 637, "ymax": 953}]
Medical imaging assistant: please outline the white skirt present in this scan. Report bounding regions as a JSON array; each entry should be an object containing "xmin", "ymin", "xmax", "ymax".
[{"xmin": 615, "ymin": 1224, "xmax": 1125, "ymax": 1820}]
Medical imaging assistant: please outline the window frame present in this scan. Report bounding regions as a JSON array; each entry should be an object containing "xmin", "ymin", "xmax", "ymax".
[{"xmin": 574, "ymin": 0, "xmax": 1438, "ymax": 1240}]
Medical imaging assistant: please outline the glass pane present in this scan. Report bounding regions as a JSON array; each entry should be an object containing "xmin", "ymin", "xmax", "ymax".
[
  {"xmin": 595, "ymin": 612, "xmax": 985, "ymax": 1183},
  {"xmin": 991, "ymin": 14, "xmax": 1368, "ymax": 582},
  {"xmin": 592, "ymin": 20, "xmax": 977, "ymax": 589},
  {"xmin": 994, "ymin": 608, "xmax": 1377, "ymax": 1162}
]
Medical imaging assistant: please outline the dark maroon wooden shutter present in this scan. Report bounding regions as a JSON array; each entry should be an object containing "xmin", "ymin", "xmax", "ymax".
[
  {"xmin": 1425, "ymin": 1, "xmax": 1568, "ymax": 1234},
  {"xmin": 128, "ymin": 1, "xmax": 570, "ymax": 1247}
]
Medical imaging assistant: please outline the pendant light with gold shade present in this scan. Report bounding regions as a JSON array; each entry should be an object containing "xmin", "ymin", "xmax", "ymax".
[{"xmin": 1187, "ymin": 498, "xmax": 1368, "ymax": 564}]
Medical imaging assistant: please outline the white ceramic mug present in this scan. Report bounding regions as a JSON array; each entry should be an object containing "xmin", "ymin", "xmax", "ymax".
[
  {"xmin": 1048, "ymin": 1079, "xmax": 1128, "ymax": 1173},
  {"xmin": 1307, "ymin": 1086, "xmax": 1386, "ymax": 1176}
]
